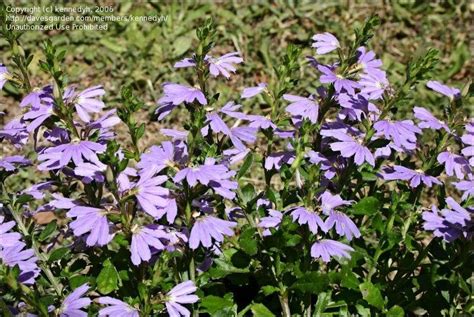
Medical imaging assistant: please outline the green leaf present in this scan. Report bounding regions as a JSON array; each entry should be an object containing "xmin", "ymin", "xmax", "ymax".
[
  {"xmin": 97, "ymin": 259, "xmax": 119, "ymax": 294},
  {"xmin": 240, "ymin": 227, "xmax": 258, "ymax": 256},
  {"xmin": 251, "ymin": 303, "xmax": 275, "ymax": 317},
  {"xmin": 200, "ymin": 295, "xmax": 234, "ymax": 314},
  {"xmin": 69, "ymin": 275, "xmax": 93, "ymax": 289},
  {"xmin": 240, "ymin": 184, "xmax": 256, "ymax": 205},
  {"xmin": 38, "ymin": 221, "xmax": 57, "ymax": 242},
  {"xmin": 386, "ymin": 305, "xmax": 404, "ymax": 317},
  {"xmin": 291, "ymin": 272, "xmax": 329, "ymax": 294},
  {"xmin": 352, "ymin": 197, "xmax": 381, "ymax": 215},
  {"xmin": 48, "ymin": 247, "xmax": 70, "ymax": 262},
  {"xmin": 260, "ymin": 285, "xmax": 279, "ymax": 296},
  {"xmin": 359, "ymin": 282, "xmax": 385, "ymax": 310},
  {"xmin": 237, "ymin": 152, "xmax": 253, "ymax": 179}
]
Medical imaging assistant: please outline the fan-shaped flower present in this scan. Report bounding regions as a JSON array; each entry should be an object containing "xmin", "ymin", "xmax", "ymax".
[
  {"xmin": 382, "ymin": 165, "xmax": 441, "ymax": 188},
  {"xmin": 241, "ymin": 83, "xmax": 267, "ymax": 99},
  {"xmin": 189, "ymin": 215, "xmax": 237, "ymax": 249},
  {"xmin": 0, "ymin": 216, "xmax": 21, "ymax": 247},
  {"xmin": 426, "ymin": 80, "xmax": 460, "ymax": 100},
  {"xmin": 373, "ymin": 120, "xmax": 421, "ymax": 151},
  {"xmin": 310, "ymin": 239, "xmax": 354, "ymax": 262},
  {"xmin": 130, "ymin": 225, "xmax": 169, "ymax": 266},
  {"xmin": 165, "ymin": 281, "xmax": 199, "ymax": 317},
  {"xmin": 59, "ymin": 283, "xmax": 91, "ymax": 317},
  {"xmin": 413, "ymin": 106, "xmax": 449, "ymax": 131},
  {"xmin": 290, "ymin": 206, "xmax": 326, "ymax": 234},
  {"xmin": 437, "ymin": 151, "xmax": 471, "ymax": 179},
  {"xmin": 318, "ymin": 65, "xmax": 360, "ymax": 94},
  {"xmin": 312, "ymin": 32, "xmax": 340, "ymax": 54},
  {"xmin": 0, "ymin": 242, "xmax": 39, "ymax": 284},
  {"xmin": 283, "ymin": 94, "xmax": 319, "ymax": 123},
  {"xmin": 98, "ymin": 297, "xmax": 139, "ymax": 317},
  {"xmin": 38, "ymin": 140, "xmax": 106, "ymax": 171}
]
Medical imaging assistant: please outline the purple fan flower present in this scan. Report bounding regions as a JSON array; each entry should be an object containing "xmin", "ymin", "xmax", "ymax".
[
  {"xmin": 65, "ymin": 85, "xmax": 106, "ymax": 123},
  {"xmin": 74, "ymin": 162, "xmax": 107, "ymax": 183},
  {"xmin": 426, "ymin": 80, "xmax": 461, "ymax": 100},
  {"xmin": 0, "ymin": 216, "xmax": 21, "ymax": 247},
  {"xmin": 0, "ymin": 242, "xmax": 40, "ymax": 284},
  {"xmin": 38, "ymin": 140, "xmax": 106, "ymax": 171},
  {"xmin": 461, "ymin": 123, "xmax": 474, "ymax": 166},
  {"xmin": 65, "ymin": 204, "xmax": 114, "ymax": 247},
  {"xmin": 241, "ymin": 83, "xmax": 267, "ymax": 99},
  {"xmin": 174, "ymin": 159, "xmax": 237, "ymax": 199},
  {"xmin": 382, "ymin": 165, "xmax": 442, "ymax": 188},
  {"xmin": 318, "ymin": 65, "xmax": 360, "ymax": 94},
  {"xmin": 422, "ymin": 197, "xmax": 472, "ymax": 242},
  {"xmin": 413, "ymin": 106, "xmax": 450, "ymax": 131},
  {"xmin": 310, "ymin": 239, "xmax": 354, "ymax": 262},
  {"xmin": 0, "ymin": 155, "xmax": 31, "ymax": 171},
  {"xmin": 201, "ymin": 112, "xmax": 256, "ymax": 150},
  {"xmin": 246, "ymin": 114, "xmax": 276, "ymax": 130},
  {"xmin": 161, "ymin": 128, "xmax": 189, "ymax": 141},
  {"xmin": 321, "ymin": 129, "xmax": 375, "ymax": 166},
  {"xmin": 264, "ymin": 152, "xmax": 295, "ymax": 170},
  {"xmin": 320, "ymin": 191, "xmax": 352, "ymax": 215},
  {"xmin": 189, "ymin": 215, "xmax": 237, "ymax": 249},
  {"xmin": 311, "ymin": 33, "xmax": 340, "ymax": 54},
  {"xmin": 138, "ymin": 141, "xmax": 181, "ymax": 173},
  {"xmin": 59, "ymin": 283, "xmax": 91, "ymax": 317},
  {"xmin": 453, "ymin": 175, "xmax": 474, "ymax": 201},
  {"xmin": 133, "ymin": 169, "xmax": 175, "ymax": 222},
  {"xmin": 22, "ymin": 181, "xmax": 53, "ymax": 200},
  {"xmin": 325, "ymin": 211, "xmax": 360, "ymax": 241},
  {"xmin": 165, "ymin": 281, "xmax": 199, "ymax": 317},
  {"xmin": 87, "ymin": 109, "xmax": 121, "ymax": 130},
  {"xmin": 223, "ymin": 148, "xmax": 251, "ymax": 165},
  {"xmin": 174, "ymin": 56, "xmax": 197, "ymax": 68},
  {"xmin": 290, "ymin": 206, "xmax": 326, "ymax": 234},
  {"xmin": 373, "ymin": 120, "xmax": 421, "ymax": 151},
  {"xmin": 359, "ymin": 70, "xmax": 388, "ymax": 100},
  {"xmin": 337, "ymin": 93, "xmax": 373, "ymax": 121},
  {"xmin": 437, "ymin": 151, "xmax": 471, "ymax": 179},
  {"xmin": 156, "ymin": 83, "xmax": 207, "ymax": 120},
  {"xmin": 0, "ymin": 119, "xmax": 29, "ymax": 148},
  {"xmin": 306, "ymin": 151, "xmax": 337, "ymax": 179},
  {"xmin": 283, "ymin": 94, "xmax": 319, "ymax": 123},
  {"xmin": 208, "ymin": 52, "xmax": 243, "ymax": 78},
  {"xmin": 258, "ymin": 210, "xmax": 283, "ymax": 236},
  {"xmin": 0, "ymin": 64, "xmax": 10, "ymax": 89},
  {"xmin": 98, "ymin": 297, "xmax": 139, "ymax": 317},
  {"xmin": 22, "ymin": 103, "xmax": 54, "ymax": 132},
  {"xmin": 20, "ymin": 85, "xmax": 53, "ymax": 109},
  {"xmin": 356, "ymin": 47, "xmax": 383, "ymax": 75},
  {"xmin": 130, "ymin": 225, "xmax": 169, "ymax": 266}
]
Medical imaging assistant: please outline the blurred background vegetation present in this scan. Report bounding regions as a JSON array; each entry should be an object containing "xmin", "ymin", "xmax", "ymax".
[{"xmin": 1, "ymin": 0, "xmax": 472, "ymax": 149}]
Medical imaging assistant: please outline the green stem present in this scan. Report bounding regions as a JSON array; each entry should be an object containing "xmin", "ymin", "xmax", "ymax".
[{"xmin": 10, "ymin": 202, "xmax": 63, "ymax": 295}]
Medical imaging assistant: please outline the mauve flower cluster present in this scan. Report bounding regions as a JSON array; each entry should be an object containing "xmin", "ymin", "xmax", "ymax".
[{"xmin": 0, "ymin": 26, "xmax": 472, "ymax": 316}]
